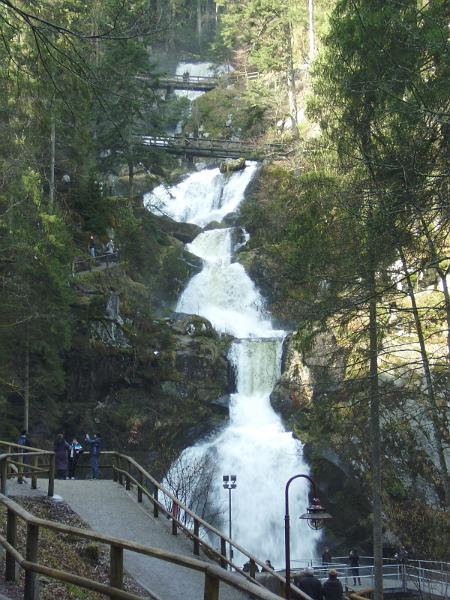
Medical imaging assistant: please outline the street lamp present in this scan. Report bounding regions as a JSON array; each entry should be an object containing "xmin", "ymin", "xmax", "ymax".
[
  {"xmin": 284, "ymin": 474, "xmax": 332, "ymax": 600},
  {"xmin": 223, "ymin": 474, "xmax": 237, "ymax": 569}
]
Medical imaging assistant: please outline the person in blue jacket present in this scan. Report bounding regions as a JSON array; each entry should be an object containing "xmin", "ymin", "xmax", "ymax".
[{"xmin": 85, "ymin": 433, "xmax": 101, "ymax": 479}]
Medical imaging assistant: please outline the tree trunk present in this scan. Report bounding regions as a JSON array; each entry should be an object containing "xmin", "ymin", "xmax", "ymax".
[
  {"xmin": 49, "ymin": 113, "xmax": 55, "ymax": 213},
  {"xmin": 368, "ymin": 250, "xmax": 383, "ymax": 600},
  {"xmin": 420, "ymin": 217, "xmax": 450, "ymax": 360},
  {"xmin": 284, "ymin": 22, "xmax": 299, "ymax": 137},
  {"xmin": 197, "ymin": 0, "xmax": 202, "ymax": 41},
  {"xmin": 308, "ymin": 0, "xmax": 315, "ymax": 63},
  {"xmin": 24, "ymin": 336, "xmax": 30, "ymax": 432},
  {"xmin": 399, "ymin": 247, "xmax": 450, "ymax": 509}
]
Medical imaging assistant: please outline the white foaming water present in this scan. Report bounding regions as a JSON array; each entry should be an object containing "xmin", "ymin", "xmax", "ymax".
[
  {"xmin": 146, "ymin": 165, "xmax": 318, "ymax": 566},
  {"xmin": 144, "ymin": 163, "xmax": 258, "ymax": 227}
]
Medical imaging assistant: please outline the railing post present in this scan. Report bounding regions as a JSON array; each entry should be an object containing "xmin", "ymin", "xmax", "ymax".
[
  {"xmin": 118, "ymin": 456, "xmax": 123, "ymax": 486},
  {"xmin": 31, "ymin": 455, "xmax": 38, "ymax": 489},
  {"xmin": 1, "ymin": 457, "xmax": 7, "ymax": 495},
  {"xmin": 125, "ymin": 459, "xmax": 131, "ymax": 491},
  {"xmin": 110, "ymin": 544, "xmax": 124, "ymax": 594},
  {"xmin": 193, "ymin": 519, "xmax": 200, "ymax": 556},
  {"xmin": 220, "ymin": 538, "xmax": 227, "ymax": 569},
  {"xmin": 249, "ymin": 558, "xmax": 256, "ymax": 578},
  {"xmin": 48, "ymin": 453, "xmax": 55, "ymax": 497},
  {"xmin": 137, "ymin": 471, "xmax": 143, "ymax": 503},
  {"xmin": 204, "ymin": 572, "xmax": 220, "ymax": 600},
  {"xmin": 153, "ymin": 485, "xmax": 159, "ymax": 517},
  {"xmin": 17, "ymin": 451, "xmax": 24, "ymax": 484},
  {"xmin": 5, "ymin": 509, "xmax": 17, "ymax": 581},
  {"xmin": 112, "ymin": 453, "xmax": 118, "ymax": 483},
  {"xmin": 172, "ymin": 502, "xmax": 178, "ymax": 535},
  {"xmin": 24, "ymin": 522, "xmax": 39, "ymax": 600}
]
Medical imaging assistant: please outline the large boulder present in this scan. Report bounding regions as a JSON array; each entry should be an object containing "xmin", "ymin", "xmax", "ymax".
[{"xmin": 219, "ymin": 157, "xmax": 246, "ymax": 173}]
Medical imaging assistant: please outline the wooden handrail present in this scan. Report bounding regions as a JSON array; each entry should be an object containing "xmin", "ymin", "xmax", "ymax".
[
  {"xmin": 0, "ymin": 443, "xmax": 309, "ymax": 599},
  {"xmin": 112, "ymin": 452, "xmax": 311, "ymax": 600},
  {"xmin": 0, "ymin": 493, "xmax": 286, "ymax": 600},
  {"xmin": 0, "ymin": 443, "xmax": 55, "ymax": 497}
]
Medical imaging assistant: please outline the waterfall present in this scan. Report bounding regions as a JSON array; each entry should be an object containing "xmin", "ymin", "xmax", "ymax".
[{"xmin": 144, "ymin": 165, "xmax": 318, "ymax": 567}]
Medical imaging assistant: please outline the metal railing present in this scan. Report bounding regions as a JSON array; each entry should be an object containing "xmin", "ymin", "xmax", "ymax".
[{"xmin": 291, "ymin": 557, "xmax": 450, "ymax": 598}]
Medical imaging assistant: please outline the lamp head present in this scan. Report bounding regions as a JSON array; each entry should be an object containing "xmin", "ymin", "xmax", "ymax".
[{"xmin": 299, "ymin": 497, "xmax": 332, "ymax": 530}]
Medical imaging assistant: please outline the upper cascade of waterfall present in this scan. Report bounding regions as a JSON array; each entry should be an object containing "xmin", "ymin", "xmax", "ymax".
[{"xmin": 144, "ymin": 163, "xmax": 258, "ymax": 228}]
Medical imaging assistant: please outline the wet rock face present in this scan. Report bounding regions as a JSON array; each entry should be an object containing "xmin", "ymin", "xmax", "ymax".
[
  {"xmin": 152, "ymin": 214, "xmax": 202, "ymax": 244},
  {"xmin": 62, "ymin": 311, "xmax": 233, "ymax": 456}
]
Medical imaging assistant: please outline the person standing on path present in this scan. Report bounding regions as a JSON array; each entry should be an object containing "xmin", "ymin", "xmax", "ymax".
[
  {"xmin": 53, "ymin": 433, "xmax": 70, "ymax": 479},
  {"xmin": 17, "ymin": 430, "xmax": 32, "ymax": 483},
  {"xmin": 349, "ymin": 550, "xmax": 362, "ymax": 586},
  {"xmin": 68, "ymin": 438, "xmax": 83, "ymax": 479},
  {"xmin": 323, "ymin": 570, "xmax": 343, "ymax": 600},
  {"xmin": 85, "ymin": 433, "xmax": 101, "ymax": 479},
  {"xmin": 296, "ymin": 567, "xmax": 323, "ymax": 600}
]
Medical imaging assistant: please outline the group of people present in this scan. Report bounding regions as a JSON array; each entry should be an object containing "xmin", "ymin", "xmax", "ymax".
[
  {"xmin": 88, "ymin": 235, "xmax": 118, "ymax": 262},
  {"xmin": 53, "ymin": 433, "xmax": 102, "ymax": 480},
  {"xmin": 294, "ymin": 567, "xmax": 344, "ymax": 600}
]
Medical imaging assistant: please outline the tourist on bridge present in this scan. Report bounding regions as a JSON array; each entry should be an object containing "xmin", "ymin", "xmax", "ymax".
[
  {"xmin": 53, "ymin": 433, "xmax": 70, "ymax": 480},
  {"xmin": 348, "ymin": 550, "xmax": 361, "ymax": 586},
  {"xmin": 323, "ymin": 570, "xmax": 343, "ymax": 600},
  {"xmin": 295, "ymin": 566, "xmax": 323, "ymax": 600},
  {"xmin": 322, "ymin": 547, "xmax": 332, "ymax": 565},
  {"xmin": 68, "ymin": 438, "xmax": 83, "ymax": 480},
  {"xmin": 85, "ymin": 433, "xmax": 101, "ymax": 479}
]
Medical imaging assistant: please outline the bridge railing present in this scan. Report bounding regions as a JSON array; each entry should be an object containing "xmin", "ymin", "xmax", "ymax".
[
  {"xmin": 139, "ymin": 134, "xmax": 285, "ymax": 157},
  {"xmin": 0, "ymin": 492, "xmax": 288, "ymax": 600},
  {"xmin": 0, "ymin": 441, "xmax": 55, "ymax": 497}
]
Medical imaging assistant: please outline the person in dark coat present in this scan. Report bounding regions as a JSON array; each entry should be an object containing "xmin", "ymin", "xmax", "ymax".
[
  {"xmin": 322, "ymin": 548, "xmax": 332, "ymax": 565},
  {"xmin": 53, "ymin": 433, "xmax": 70, "ymax": 479},
  {"xmin": 17, "ymin": 430, "xmax": 32, "ymax": 483},
  {"xmin": 68, "ymin": 438, "xmax": 83, "ymax": 479},
  {"xmin": 323, "ymin": 570, "xmax": 343, "ymax": 600},
  {"xmin": 85, "ymin": 433, "xmax": 101, "ymax": 479},
  {"xmin": 296, "ymin": 567, "xmax": 323, "ymax": 600},
  {"xmin": 349, "ymin": 550, "xmax": 361, "ymax": 586}
]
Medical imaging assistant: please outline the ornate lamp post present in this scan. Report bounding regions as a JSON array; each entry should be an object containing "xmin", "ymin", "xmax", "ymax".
[
  {"xmin": 285, "ymin": 474, "xmax": 332, "ymax": 600},
  {"xmin": 223, "ymin": 475, "xmax": 237, "ymax": 569}
]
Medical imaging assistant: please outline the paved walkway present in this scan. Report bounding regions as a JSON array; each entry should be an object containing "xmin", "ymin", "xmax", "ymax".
[{"xmin": 50, "ymin": 480, "xmax": 248, "ymax": 600}]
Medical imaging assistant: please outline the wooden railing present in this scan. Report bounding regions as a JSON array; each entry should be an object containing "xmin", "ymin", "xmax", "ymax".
[
  {"xmin": 110, "ymin": 452, "xmax": 310, "ymax": 599},
  {"xmin": 71, "ymin": 251, "xmax": 120, "ymax": 275},
  {"xmin": 0, "ymin": 441, "xmax": 54, "ymax": 497},
  {"xmin": 0, "ymin": 493, "xmax": 286, "ymax": 600},
  {"xmin": 0, "ymin": 443, "xmax": 311, "ymax": 600},
  {"xmin": 138, "ymin": 134, "xmax": 286, "ymax": 159}
]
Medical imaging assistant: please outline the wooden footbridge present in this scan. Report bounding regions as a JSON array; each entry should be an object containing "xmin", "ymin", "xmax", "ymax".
[
  {"xmin": 139, "ymin": 134, "xmax": 286, "ymax": 160},
  {"xmin": 158, "ymin": 74, "xmax": 218, "ymax": 92}
]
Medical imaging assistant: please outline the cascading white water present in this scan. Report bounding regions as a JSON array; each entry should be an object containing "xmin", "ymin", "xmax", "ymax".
[{"xmin": 144, "ymin": 165, "xmax": 319, "ymax": 567}]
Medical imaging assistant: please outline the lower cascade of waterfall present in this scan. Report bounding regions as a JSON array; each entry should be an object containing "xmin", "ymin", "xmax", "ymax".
[{"xmin": 145, "ymin": 163, "xmax": 319, "ymax": 567}]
